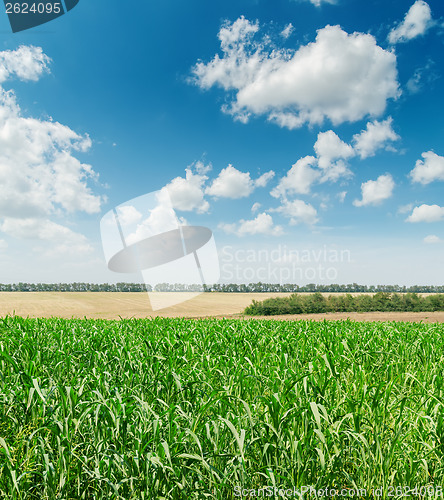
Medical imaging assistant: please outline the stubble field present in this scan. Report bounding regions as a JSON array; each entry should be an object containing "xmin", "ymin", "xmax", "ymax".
[{"xmin": 1, "ymin": 292, "xmax": 444, "ymax": 322}]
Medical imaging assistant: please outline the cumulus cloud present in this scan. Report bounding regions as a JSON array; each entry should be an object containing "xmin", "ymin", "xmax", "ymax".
[
  {"xmin": 409, "ymin": 151, "xmax": 444, "ymax": 185},
  {"xmin": 353, "ymin": 174, "xmax": 395, "ymax": 207},
  {"xmin": 271, "ymin": 156, "xmax": 320, "ymax": 197},
  {"xmin": 0, "ymin": 45, "xmax": 103, "ymax": 252},
  {"xmin": 314, "ymin": 130, "xmax": 355, "ymax": 181},
  {"xmin": 161, "ymin": 161, "xmax": 274, "ymax": 214},
  {"xmin": 272, "ymin": 120, "xmax": 401, "ymax": 203},
  {"xmin": 0, "ymin": 92, "xmax": 102, "ymax": 218},
  {"xmin": 0, "ymin": 45, "xmax": 50, "ymax": 83},
  {"xmin": 165, "ymin": 164, "xmax": 210, "ymax": 213},
  {"xmin": 271, "ymin": 199, "xmax": 319, "ymax": 225},
  {"xmin": 406, "ymin": 204, "xmax": 444, "ymax": 223},
  {"xmin": 272, "ymin": 131, "xmax": 355, "ymax": 198},
  {"xmin": 206, "ymin": 164, "xmax": 274, "ymax": 199},
  {"xmin": 424, "ymin": 234, "xmax": 441, "ymax": 244},
  {"xmin": 315, "ymin": 130, "xmax": 355, "ymax": 168},
  {"xmin": 192, "ymin": 19, "xmax": 399, "ymax": 129},
  {"xmin": 162, "ymin": 161, "xmax": 274, "ymax": 214},
  {"xmin": 219, "ymin": 212, "xmax": 283, "ymax": 236},
  {"xmin": 206, "ymin": 165, "xmax": 251, "ymax": 198},
  {"xmin": 125, "ymin": 198, "xmax": 182, "ymax": 246},
  {"xmin": 352, "ymin": 117, "xmax": 400, "ymax": 159},
  {"xmin": 388, "ymin": 1, "xmax": 433, "ymax": 44},
  {"xmin": 116, "ymin": 205, "xmax": 143, "ymax": 226}
]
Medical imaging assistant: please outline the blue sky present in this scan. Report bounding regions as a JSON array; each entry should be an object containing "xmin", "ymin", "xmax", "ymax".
[{"xmin": 0, "ymin": 0, "xmax": 443, "ymax": 285}]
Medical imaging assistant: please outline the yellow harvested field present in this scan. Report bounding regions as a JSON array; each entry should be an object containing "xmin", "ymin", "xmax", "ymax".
[
  {"xmin": 0, "ymin": 292, "xmax": 291, "ymax": 319},
  {"xmin": 0, "ymin": 291, "xmax": 444, "ymax": 322}
]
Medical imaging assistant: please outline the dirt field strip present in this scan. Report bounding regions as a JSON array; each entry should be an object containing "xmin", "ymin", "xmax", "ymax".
[
  {"xmin": 1, "ymin": 291, "xmax": 443, "ymax": 322},
  {"xmin": 238, "ymin": 311, "xmax": 444, "ymax": 323}
]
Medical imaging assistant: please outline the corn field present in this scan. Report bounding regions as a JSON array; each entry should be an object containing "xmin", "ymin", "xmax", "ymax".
[{"xmin": 1, "ymin": 316, "xmax": 444, "ymax": 499}]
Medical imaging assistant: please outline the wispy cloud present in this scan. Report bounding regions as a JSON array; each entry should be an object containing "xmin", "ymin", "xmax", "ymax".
[{"xmin": 388, "ymin": 1, "xmax": 433, "ymax": 44}]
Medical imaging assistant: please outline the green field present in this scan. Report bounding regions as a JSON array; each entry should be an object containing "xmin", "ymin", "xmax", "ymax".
[
  {"xmin": 245, "ymin": 292, "xmax": 444, "ymax": 316},
  {"xmin": 1, "ymin": 316, "xmax": 444, "ymax": 499}
]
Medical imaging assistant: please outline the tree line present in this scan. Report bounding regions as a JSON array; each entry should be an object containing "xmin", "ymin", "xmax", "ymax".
[
  {"xmin": 245, "ymin": 292, "xmax": 444, "ymax": 316},
  {"xmin": 1, "ymin": 282, "xmax": 444, "ymax": 293}
]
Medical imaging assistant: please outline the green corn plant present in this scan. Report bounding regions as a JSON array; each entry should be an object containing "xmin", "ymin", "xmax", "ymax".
[{"xmin": 0, "ymin": 316, "xmax": 444, "ymax": 498}]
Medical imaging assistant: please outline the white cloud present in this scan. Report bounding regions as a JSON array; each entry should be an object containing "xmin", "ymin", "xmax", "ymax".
[
  {"xmin": 0, "ymin": 45, "xmax": 103, "ymax": 254},
  {"xmin": 0, "ymin": 239, "xmax": 7, "ymax": 250},
  {"xmin": 206, "ymin": 165, "xmax": 252, "ymax": 198},
  {"xmin": 406, "ymin": 61, "xmax": 437, "ymax": 94},
  {"xmin": 0, "ymin": 45, "xmax": 50, "ymax": 83},
  {"xmin": 273, "ymin": 120, "xmax": 398, "ymax": 201},
  {"xmin": 116, "ymin": 205, "xmax": 143, "ymax": 226},
  {"xmin": 314, "ymin": 130, "xmax": 354, "ymax": 181},
  {"xmin": 315, "ymin": 130, "xmax": 355, "ymax": 168},
  {"xmin": 255, "ymin": 170, "xmax": 275, "ymax": 187},
  {"xmin": 409, "ymin": 151, "xmax": 444, "ymax": 185},
  {"xmin": 272, "ymin": 132, "xmax": 354, "ymax": 199},
  {"xmin": 281, "ymin": 23, "xmax": 294, "ymax": 39},
  {"xmin": 165, "ymin": 165, "xmax": 210, "ymax": 213},
  {"xmin": 424, "ymin": 234, "xmax": 441, "ymax": 244},
  {"xmin": 1, "ymin": 217, "xmax": 79, "ymax": 240},
  {"xmin": 353, "ymin": 174, "xmax": 395, "ymax": 207},
  {"xmin": 0, "ymin": 93, "xmax": 102, "ymax": 218},
  {"xmin": 301, "ymin": 0, "xmax": 336, "ymax": 6},
  {"xmin": 406, "ymin": 204, "xmax": 444, "ymax": 223},
  {"xmin": 162, "ymin": 161, "xmax": 273, "ymax": 213},
  {"xmin": 398, "ymin": 203, "xmax": 414, "ymax": 214},
  {"xmin": 251, "ymin": 202, "xmax": 261, "ymax": 213},
  {"xmin": 389, "ymin": 1, "xmax": 433, "ymax": 44},
  {"xmin": 337, "ymin": 191, "xmax": 347, "ymax": 203},
  {"xmin": 272, "ymin": 199, "xmax": 319, "ymax": 225},
  {"xmin": 219, "ymin": 212, "xmax": 283, "ymax": 236},
  {"xmin": 406, "ymin": 69, "xmax": 423, "ymax": 94},
  {"xmin": 271, "ymin": 156, "xmax": 320, "ymax": 197},
  {"xmin": 194, "ymin": 160, "xmax": 212, "ymax": 175},
  {"xmin": 192, "ymin": 20, "xmax": 399, "ymax": 129},
  {"xmin": 51, "ymin": 153, "xmax": 101, "ymax": 214},
  {"xmin": 206, "ymin": 164, "xmax": 273, "ymax": 199},
  {"xmin": 320, "ymin": 160, "xmax": 352, "ymax": 183},
  {"xmin": 352, "ymin": 117, "xmax": 400, "ymax": 159},
  {"xmin": 218, "ymin": 15, "xmax": 259, "ymax": 48},
  {"xmin": 125, "ymin": 200, "xmax": 182, "ymax": 246},
  {"xmin": 0, "ymin": 217, "xmax": 93, "ymax": 256}
]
